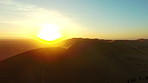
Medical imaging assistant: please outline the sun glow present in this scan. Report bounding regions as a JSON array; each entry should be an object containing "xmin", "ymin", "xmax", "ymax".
[{"xmin": 37, "ymin": 24, "xmax": 61, "ymax": 41}]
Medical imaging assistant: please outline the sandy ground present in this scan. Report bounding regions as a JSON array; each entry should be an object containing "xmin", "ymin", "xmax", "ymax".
[
  {"xmin": 0, "ymin": 39, "xmax": 47, "ymax": 60},
  {"xmin": 0, "ymin": 38, "xmax": 148, "ymax": 83}
]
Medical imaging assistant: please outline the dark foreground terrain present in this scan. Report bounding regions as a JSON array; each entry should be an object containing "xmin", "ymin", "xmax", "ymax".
[
  {"xmin": 0, "ymin": 38, "xmax": 148, "ymax": 83},
  {"xmin": 0, "ymin": 39, "xmax": 48, "ymax": 60}
]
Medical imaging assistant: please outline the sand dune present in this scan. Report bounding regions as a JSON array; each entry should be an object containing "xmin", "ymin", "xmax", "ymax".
[
  {"xmin": 0, "ymin": 38, "xmax": 148, "ymax": 83},
  {"xmin": 0, "ymin": 39, "xmax": 48, "ymax": 60}
]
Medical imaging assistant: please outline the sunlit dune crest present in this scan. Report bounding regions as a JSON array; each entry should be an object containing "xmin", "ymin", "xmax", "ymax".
[
  {"xmin": 0, "ymin": 39, "xmax": 148, "ymax": 83},
  {"xmin": 37, "ymin": 24, "xmax": 61, "ymax": 41}
]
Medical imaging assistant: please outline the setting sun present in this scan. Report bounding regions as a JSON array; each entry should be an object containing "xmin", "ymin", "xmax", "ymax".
[{"xmin": 37, "ymin": 24, "xmax": 61, "ymax": 41}]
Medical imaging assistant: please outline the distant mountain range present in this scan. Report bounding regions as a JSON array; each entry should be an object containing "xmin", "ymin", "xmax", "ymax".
[{"xmin": 0, "ymin": 38, "xmax": 148, "ymax": 83}]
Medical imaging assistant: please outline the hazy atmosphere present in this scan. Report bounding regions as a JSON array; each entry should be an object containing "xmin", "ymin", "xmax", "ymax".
[
  {"xmin": 0, "ymin": 0, "xmax": 148, "ymax": 39},
  {"xmin": 0, "ymin": 0, "xmax": 148, "ymax": 83}
]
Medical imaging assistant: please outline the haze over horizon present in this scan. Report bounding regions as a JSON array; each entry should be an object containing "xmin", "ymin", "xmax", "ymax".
[
  {"xmin": 0, "ymin": 0, "xmax": 148, "ymax": 40},
  {"xmin": 0, "ymin": 1, "xmax": 148, "ymax": 82}
]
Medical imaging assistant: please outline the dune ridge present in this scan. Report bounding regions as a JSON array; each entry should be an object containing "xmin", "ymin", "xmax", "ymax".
[{"xmin": 0, "ymin": 38, "xmax": 148, "ymax": 83}]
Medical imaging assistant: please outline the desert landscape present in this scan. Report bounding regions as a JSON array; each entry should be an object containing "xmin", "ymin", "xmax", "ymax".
[
  {"xmin": 0, "ymin": 39, "xmax": 48, "ymax": 60},
  {"xmin": 0, "ymin": 38, "xmax": 148, "ymax": 83},
  {"xmin": 0, "ymin": 0, "xmax": 147, "ymax": 83}
]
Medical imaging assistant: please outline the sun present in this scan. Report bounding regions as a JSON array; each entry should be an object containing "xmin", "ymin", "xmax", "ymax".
[{"xmin": 37, "ymin": 24, "xmax": 61, "ymax": 41}]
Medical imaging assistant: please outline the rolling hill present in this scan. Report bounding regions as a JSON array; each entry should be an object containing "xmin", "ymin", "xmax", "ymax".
[{"xmin": 0, "ymin": 38, "xmax": 148, "ymax": 83}]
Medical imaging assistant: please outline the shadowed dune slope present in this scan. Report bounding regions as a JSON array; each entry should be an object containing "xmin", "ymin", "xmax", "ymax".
[{"xmin": 0, "ymin": 39, "xmax": 148, "ymax": 83}]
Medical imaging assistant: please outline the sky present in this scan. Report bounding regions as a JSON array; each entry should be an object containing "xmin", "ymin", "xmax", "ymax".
[{"xmin": 0, "ymin": 0, "xmax": 148, "ymax": 39}]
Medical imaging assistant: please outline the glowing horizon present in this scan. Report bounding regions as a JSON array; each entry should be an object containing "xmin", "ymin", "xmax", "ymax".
[
  {"xmin": 0, "ymin": 0, "xmax": 148, "ymax": 40},
  {"xmin": 37, "ymin": 24, "xmax": 61, "ymax": 41}
]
